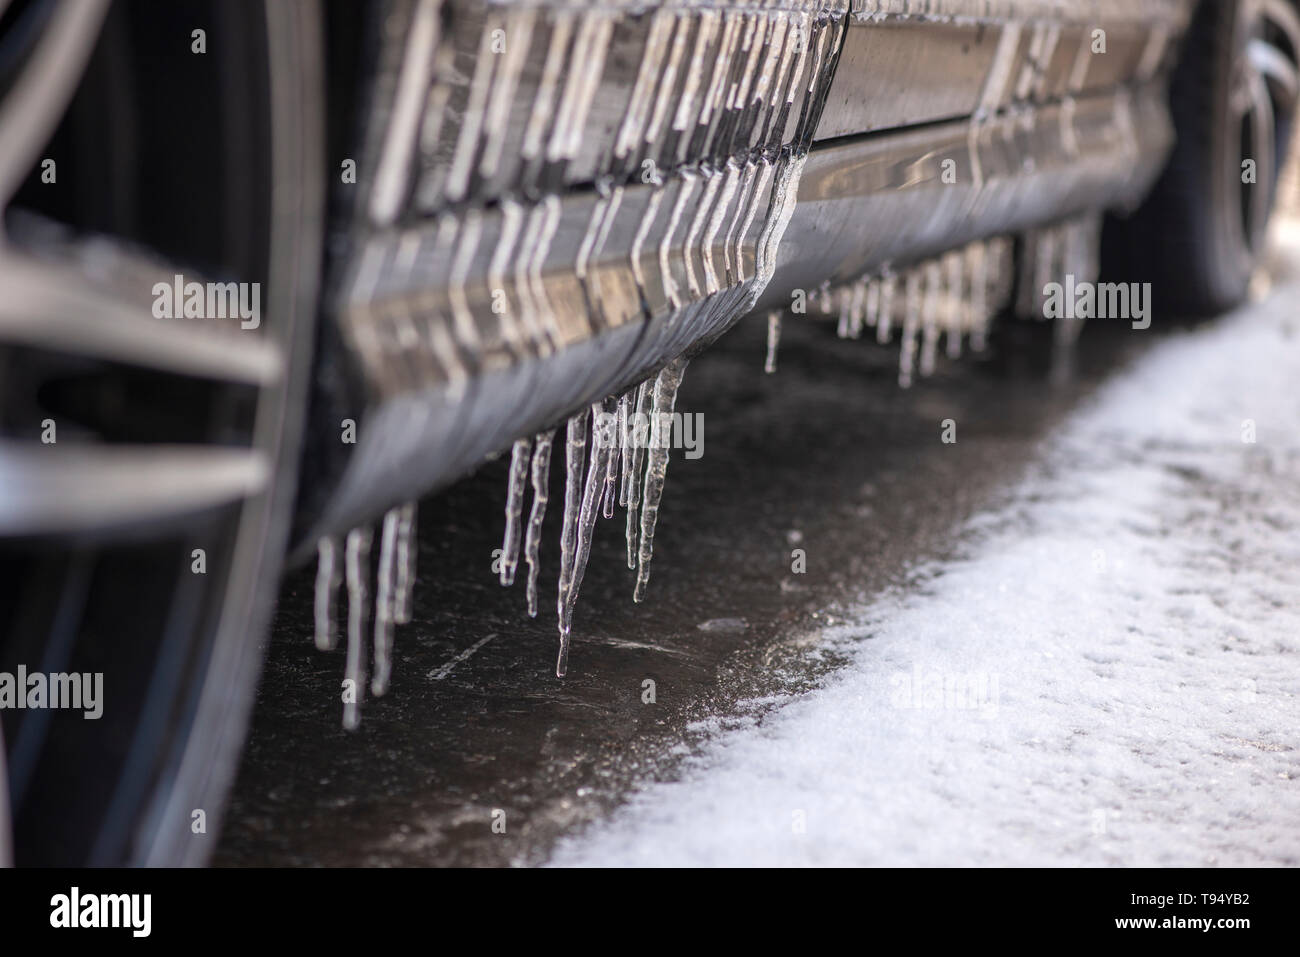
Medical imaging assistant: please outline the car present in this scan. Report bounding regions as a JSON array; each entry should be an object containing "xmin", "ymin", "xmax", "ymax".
[{"xmin": 1, "ymin": 0, "xmax": 1296, "ymax": 865}]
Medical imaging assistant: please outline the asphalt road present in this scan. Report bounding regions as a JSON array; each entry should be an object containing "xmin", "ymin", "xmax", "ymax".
[{"xmin": 217, "ymin": 257, "xmax": 1191, "ymax": 866}]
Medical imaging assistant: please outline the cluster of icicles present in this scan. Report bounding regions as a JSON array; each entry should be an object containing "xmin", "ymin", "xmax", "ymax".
[
  {"xmin": 764, "ymin": 235, "xmax": 1016, "ymax": 387},
  {"xmin": 499, "ymin": 356, "xmax": 689, "ymax": 678},
  {"xmin": 313, "ymin": 504, "xmax": 418, "ymax": 730},
  {"xmin": 312, "ymin": 358, "xmax": 688, "ymax": 727},
  {"xmin": 761, "ymin": 217, "xmax": 1102, "ymax": 386}
]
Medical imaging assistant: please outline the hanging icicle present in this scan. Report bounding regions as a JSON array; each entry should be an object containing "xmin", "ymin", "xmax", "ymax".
[
  {"xmin": 919, "ymin": 260, "xmax": 942, "ymax": 378},
  {"xmin": 944, "ymin": 250, "xmax": 964, "ymax": 360},
  {"xmin": 524, "ymin": 428, "xmax": 555, "ymax": 618},
  {"xmin": 393, "ymin": 502, "xmax": 417, "ymax": 625},
  {"xmin": 625, "ymin": 379, "xmax": 650, "ymax": 570},
  {"xmin": 557, "ymin": 401, "xmax": 613, "ymax": 676},
  {"xmin": 600, "ymin": 395, "xmax": 620, "ymax": 519},
  {"xmin": 616, "ymin": 390, "xmax": 633, "ymax": 508},
  {"xmin": 877, "ymin": 267, "xmax": 896, "ymax": 343},
  {"xmin": 765, "ymin": 310, "xmax": 782, "ymax": 374},
  {"xmin": 314, "ymin": 536, "xmax": 342, "ymax": 651},
  {"xmin": 342, "ymin": 525, "xmax": 373, "ymax": 731},
  {"xmin": 500, "ymin": 437, "xmax": 533, "ymax": 586},
  {"xmin": 633, "ymin": 356, "xmax": 688, "ymax": 603},
  {"xmin": 899, "ymin": 269, "xmax": 922, "ymax": 388},
  {"xmin": 554, "ymin": 407, "xmax": 590, "ymax": 674},
  {"xmin": 372, "ymin": 508, "xmax": 400, "ymax": 697},
  {"xmin": 969, "ymin": 240, "xmax": 990, "ymax": 353}
]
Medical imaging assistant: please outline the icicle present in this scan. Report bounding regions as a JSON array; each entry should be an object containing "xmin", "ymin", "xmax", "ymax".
[
  {"xmin": 765, "ymin": 310, "xmax": 781, "ymax": 374},
  {"xmin": 524, "ymin": 429, "xmax": 555, "ymax": 618},
  {"xmin": 634, "ymin": 356, "xmax": 688, "ymax": 603},
  {"xmin": 555, "ymin": 408, "xmax": 590, "ymax": 674},
  {"xmin": 837, "ymin": 283, "xmax": 857, "ymax": 340},
  {"xmin": 865, "ymin": 278, "xmax": 880, "ymax": 330},
  {"xmin": 557, "ymin": 400, "xmax": 613, "ymax": 676},
  {"xmin": 372, "ymin": 508, "xmax": 399, "ymax": 697},
  {"xmin": 617, "ymin": 390, "xmax": 632, "ymax": 507},
  {"xmin": 877, "ymin": 268, "xmax": 896, "ymax": 343},
  {"xmin": 899, "ymin": 270, "xmax": 922, "ymax": 388},
  {"xmin": 972, "ymin": 240, "xmax": 987, "ymax": 353},
  {"xmin": 314, "ymin": 537, "xmax": 342, "ymax": 651},
  {"xmin": 848, "ymin": 278, "xmax": 866, "ymax": 339},
  {"xmin": 500, "ymin": 437, "xmax": 533, "ymax": 585},
  {"xmin": 945, "ymin": 251, "xmax": 964, "ymax": 360},
  {"xmin": 343, "ymin": 526, "xmax": 372, "ymax": 731},
  {"xmin": 393, "ymin": 502, "xmax": 417, "ymax": 625},
  {"xmin": 1052, "ymin": 217, "xmax": 1094, "ymax": 381},
  {"xmin": 920, "ymin": 260, "xmax": 941, "ymax": 378},
  {"xmin": 1034, "ymin": 228, "xmax": 1056, "ymax": 319},
  {"xmin": 817, "ymin": 281, "xmax": 833, "ymax": 315},
  {"xmin": 969, "ymin": 240, "xmax": 991, "ymax": 352},
  {"xmin": 600, "ymin": 396, "xmax": 619, "ymax": 519},
  {"xmin": 626, "ymin": 380, "xmax": 650, "ymax": 570}
]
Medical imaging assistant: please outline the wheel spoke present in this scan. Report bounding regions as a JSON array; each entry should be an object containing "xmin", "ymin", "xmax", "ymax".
[
  {"xmin": 1248, "ymin": 37, "xmax": 1299, "ymax": 105},
  {"xmin": 1259, "ymin": 0, "xmax": 1300, "ymax": 54},
  {"xmin": 0, "ymin": 441, "xmax": 269, "ymax": 536},
  {"xmin": 0, "ymin": 0, "xmax": 109, "ymax": 207},
  {"xmin": 0, "ymin": 247, "xmax": 283, "ymax": 386}
]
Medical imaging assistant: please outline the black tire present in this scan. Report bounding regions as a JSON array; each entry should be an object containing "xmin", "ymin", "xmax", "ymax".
[
  {"xmin": 1105, "ymin": 0, "xmax": 1300, "ymax": 315},
  {"xmin": 0, "ymin": 0, "xmax": 324, "ymax": 865}
]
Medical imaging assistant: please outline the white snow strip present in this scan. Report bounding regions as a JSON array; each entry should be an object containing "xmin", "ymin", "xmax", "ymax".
[{"xmin": 551, "ymin": 235, "xmax": 1300, "ymax": 867}]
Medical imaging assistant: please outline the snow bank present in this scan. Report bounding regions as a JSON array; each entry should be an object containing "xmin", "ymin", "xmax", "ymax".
[{"xmin": 550, "ymin": 262, "xmax": 1300, "ymax": 867}]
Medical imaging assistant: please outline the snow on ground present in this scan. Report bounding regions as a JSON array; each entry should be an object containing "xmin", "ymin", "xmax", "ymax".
[{"xmin": 550, "ymin": 236, "xmax": 1300, "ymax": 867}]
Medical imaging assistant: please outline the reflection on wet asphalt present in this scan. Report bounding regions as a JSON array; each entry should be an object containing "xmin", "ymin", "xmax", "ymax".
[{"xmin": 217, "ymin": 307, "xmax": 1155, "ymax": 866}]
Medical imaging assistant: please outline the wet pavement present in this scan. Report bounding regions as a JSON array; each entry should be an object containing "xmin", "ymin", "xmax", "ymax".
[{"xmin": 217, "ymin": 296, "xmax": 1160, "ymax": 866}]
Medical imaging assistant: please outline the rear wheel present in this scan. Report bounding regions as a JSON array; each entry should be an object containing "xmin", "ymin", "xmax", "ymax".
[
  {"xmin": 0, "ymin": 0, "xmax": 323, "ymax": 864},
  {"xmin": 1106, "ymin": 0, "xmax": 1300, "ymax": 314}
]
